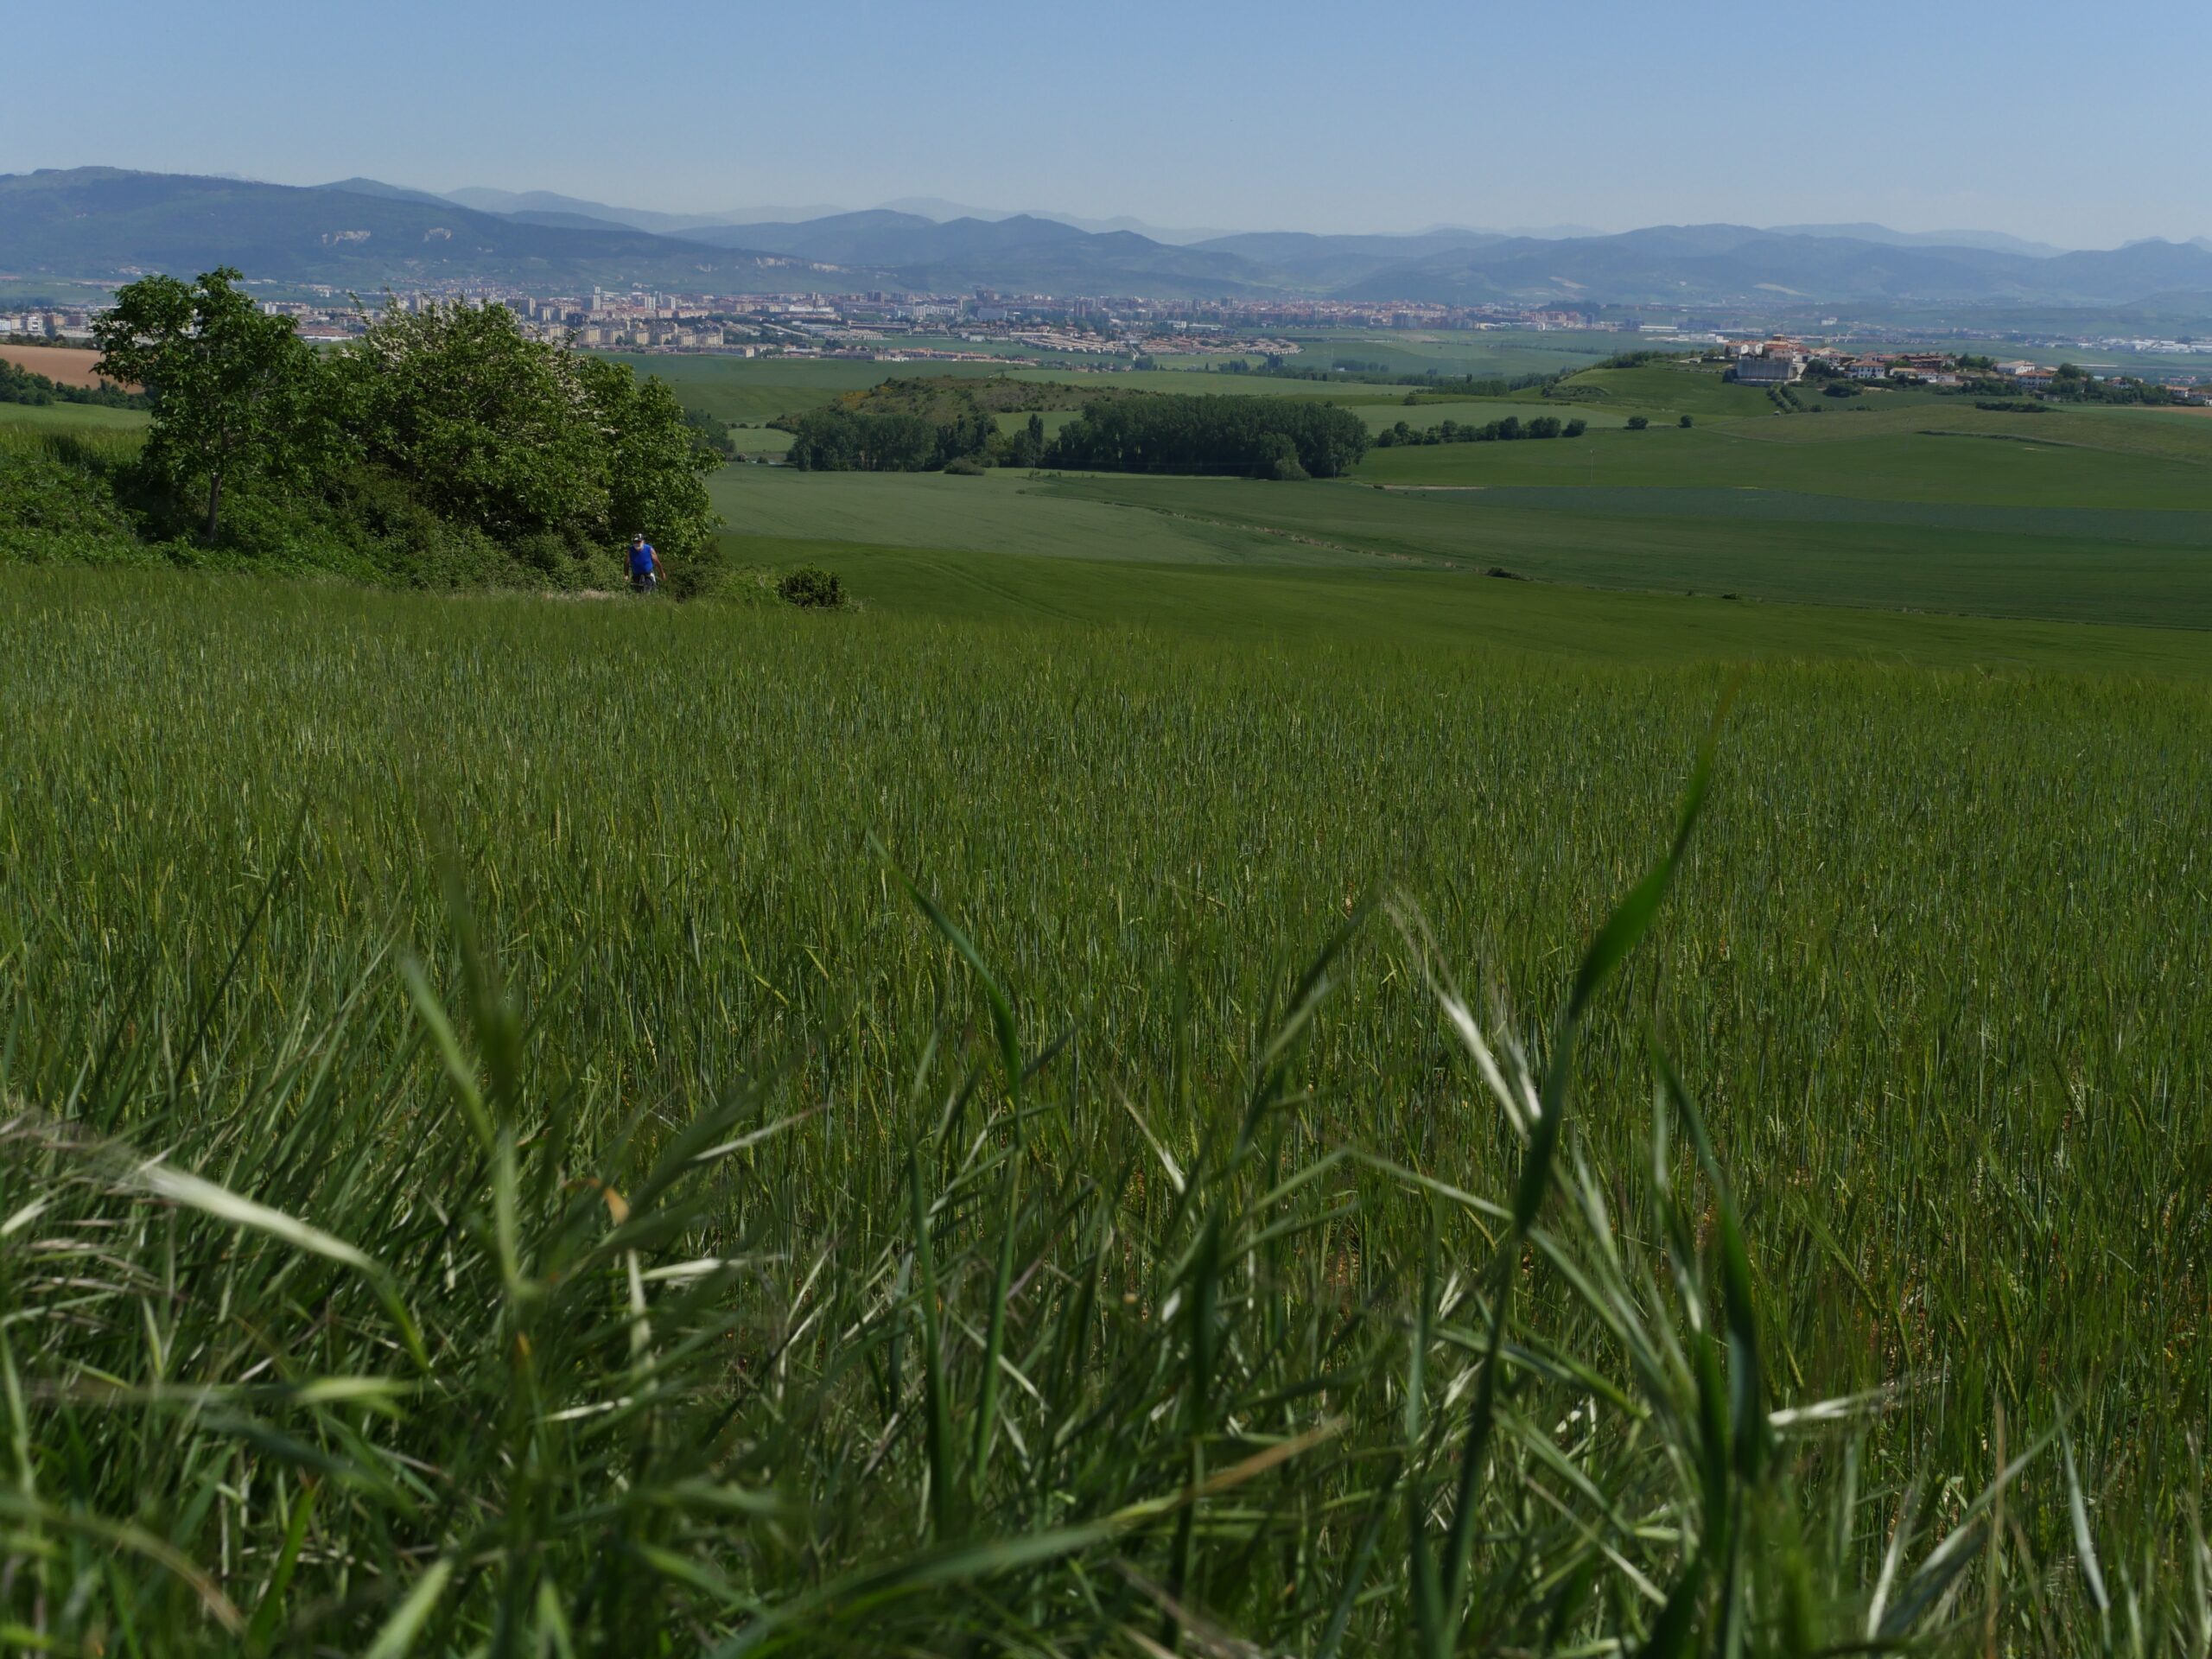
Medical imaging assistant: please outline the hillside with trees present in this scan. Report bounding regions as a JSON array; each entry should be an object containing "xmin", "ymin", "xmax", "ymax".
[{"xmin": 4, "ymin": 269, "xmax": 719, "ymax": 587}]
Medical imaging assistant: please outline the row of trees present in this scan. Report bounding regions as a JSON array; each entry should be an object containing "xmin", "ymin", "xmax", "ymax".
[
  {"xmin": 783, "ymin": 404, "xmax": 998, "ymax": 472},
  {"xmin": 92, "ymin": 270, "xmax": 719, "ymax": 556},
  {"xmin": 2043, "ymin": 363, "xmax": 2186, "ymax": 405},
  {"xmin": 781, "ymin": 393, "xmax": 1371, "ymax": 481},
  {"xmin": 1046, "ymin": 395, "xmax": 1369, "ymax": 479},
  {"xmin": 1370, "ymin": 414, "xmax": 1587, "ymax": 448}
]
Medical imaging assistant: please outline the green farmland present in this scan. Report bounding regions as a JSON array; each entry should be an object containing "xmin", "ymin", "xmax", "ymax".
[
  {"xmin": 1283, "ymin": 326, "xmax": 1627, "ymax": 380},
  {"xmin": 1353, "ymin": 396, "xmax": 1638, "ymax": 432},
  {"xmin": 4, "ymin": 560, "xmax": 2209, "ymax": 1654},
  {"xmin": 1358, "ymin": 406, "xmax": 2212, "ymax": 506},
  {"xmin": 9, "ymin": 338, "xmax": 2212, "ymax": 1652},
  {"xmin": 707, "ymin": 391, "xmax": 2212, "ymax": 634},
  {"xmin": 0, "ymin": 398, "xmax": 149, "ymax": 432},
  {"xmin": 1541, "ymin": 359, "xmax": 1781, "ymax": 419},
  {"xmin": 1001, "ymin": 364, "xmax": 1428, "ymax": 400}
]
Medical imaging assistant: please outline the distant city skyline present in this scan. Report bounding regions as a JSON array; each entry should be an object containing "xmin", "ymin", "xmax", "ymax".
[{"xmin": 6, "ymin": 0, "xmax": 2206, "ymax": 251}]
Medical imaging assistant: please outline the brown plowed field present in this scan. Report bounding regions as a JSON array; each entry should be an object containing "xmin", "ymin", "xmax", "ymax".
[{"xmin": 0, "ymin": 342, "xmax": 132, "ymax": 390}]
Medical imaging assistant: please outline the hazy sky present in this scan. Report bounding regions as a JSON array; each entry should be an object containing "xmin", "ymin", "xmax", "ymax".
[{"xmin": 8, "ymin": 0, "xmax": 2204, "ymax": 247}]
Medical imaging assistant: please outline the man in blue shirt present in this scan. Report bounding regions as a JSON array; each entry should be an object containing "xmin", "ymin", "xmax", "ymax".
[{"xmin": 627, "ymin": 532, "xmax": 661, "ymax": 594}]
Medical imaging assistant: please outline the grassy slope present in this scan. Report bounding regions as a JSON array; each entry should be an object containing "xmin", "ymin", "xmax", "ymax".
[
  {"xmin": 1541, "ymin": 361, "xmax": 1780, "ymax": 419},
  {"xmin": 757, "ymin": 535, "xmax": 2212, "ymax": 674},
  {"xmin": 1002, "ymin": 365, "xmax": 1425, "ymax": 401},
  {"xmin": 1357, "ymin": 414, "xmax": 2212, "ymax": 506},
  {"xmin": 1286, "ymin": 327, "xmax": 1624, "ymax": 379},
  {"xmin": 1041, "ymin": 473, "xmax": 2212, "ymax": 630},
  {"xmin": 715, "ymin": 452, "xmax": 2212, "ymax": 636},
  {"xmin": 715, "ymin": 468, "xmax": 1341, "ymax": 567},
  {"xmin": 991, "ymin": 408, "xmax": 1083, "ymax": 438},
  {"xmin": 0, "ymin": 400, "xmax": 150, "ymax": 432}
]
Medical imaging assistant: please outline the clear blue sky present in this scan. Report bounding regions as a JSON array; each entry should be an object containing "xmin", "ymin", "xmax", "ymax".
[{"xmin": 5, "ymin": 0, "xmax": 2202, "ymax": 247}]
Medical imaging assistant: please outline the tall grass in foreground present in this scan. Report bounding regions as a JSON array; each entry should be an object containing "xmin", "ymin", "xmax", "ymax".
[
  {"xmin": 1, "ymin": 569, "xmax": 2209, "ymax": 1650},
  {"xmin": 4, "ymin": 747, "xmax": 2170, "ymax": 1656}
]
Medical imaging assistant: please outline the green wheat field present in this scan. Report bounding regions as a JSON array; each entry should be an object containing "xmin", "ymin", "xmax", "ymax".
[
  {"xmin": 3, "ymin": 343, "xmax": 2212, "ymax": 1653},
  {"xmin": 3, "ymin": 559, "xmax": 2209, "ymax": 1655}
]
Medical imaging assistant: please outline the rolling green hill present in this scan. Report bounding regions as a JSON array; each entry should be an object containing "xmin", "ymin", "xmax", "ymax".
[
  {"xmin": 1539, "ymin": 360, "xmax": 1779, "ymax": 420},
  {"xmin": 1356, "ymin": 412, "xmax": 2212, "ymax": 507},
  {"xmin": 603, "ymin": 354, "xmax": 1008, "ymax": 426},
  {"xmin": 717, "ymin": 534, "xmax": 2212, "ymax": 674},
  {"xmin": 708, "ymin": 443, "xmax": 2212, "ymax": 636}
]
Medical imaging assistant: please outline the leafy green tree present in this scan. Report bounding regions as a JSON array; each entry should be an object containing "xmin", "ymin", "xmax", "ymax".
[
  {"xmin": 336, "ymin": 300, "xmax": 719, "ymax": 557},
  {"xmin": 581, "ymin": 356, "xmax": 721, "ymax": 557},
  {"xmin": 339, "ymin": 300, "xmax": 609, "ymax": 545},
  {"xmin": 1003, "ymin": 412, "xmax": 1047, "ymax": 469},
  {"xmin": 931, "ymin": 404, "xmax": 996, "ymax": 467},
  {"xmin": 1626, "ymin": 416, "xmax": 1650, "ymax": 430},
  {"xmin": 93, "ymin": 268, "xmax": 335, "ymax": 540},
  {"xmin": 683, "ymin": 406, "xmax": 737, "ymax": 459},
  {"xmin": 1260, "ymin": 432, "xmax": 1309, "ymax": 481}
]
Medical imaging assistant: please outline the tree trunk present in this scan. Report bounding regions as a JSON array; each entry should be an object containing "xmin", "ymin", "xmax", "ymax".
[{"xmin": 204, "ymin": 471, "xmax": 222, "ymax": 542}]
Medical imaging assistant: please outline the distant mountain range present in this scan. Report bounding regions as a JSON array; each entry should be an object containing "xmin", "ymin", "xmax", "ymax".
[
  {"xmin": 7, "ymin": 167, "xmax": 2212, "ymax": 318},
  {"xmin": 1324, "ymin": 224, "xmax": 2212, "ymax": 309},
  {"xmin": 1766, "ymin": 223, "xmax": 2069, "ymax": 259},
  {"xmin": 0, "ymin": 168, "xmax": 856, "ymax": 290}
]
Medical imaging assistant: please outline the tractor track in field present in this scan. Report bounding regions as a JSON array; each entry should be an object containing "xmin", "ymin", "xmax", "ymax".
[{"xmin": 1031, "ymin": 489, "xmax": 1459, "ymax": 569}]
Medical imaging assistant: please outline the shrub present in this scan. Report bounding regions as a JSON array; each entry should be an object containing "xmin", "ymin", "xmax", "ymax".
[
  {"xmin": 1626, "ymin": 416, "xmax": 1650, "ymax": 430},
  {"xmin": 0, "ymin": 454, "xmax": 135, "ymax": 538},
  {"xmin": 1679, "ymin": 415, "xmax": 1694, "ymax": 428},
  {"xmin": 943, "ymin": 456, "xmax": 987, "ymax": 477},
  {"xmin": 779, "ymin": 565, "xmax": 846, "ymax": 608}
]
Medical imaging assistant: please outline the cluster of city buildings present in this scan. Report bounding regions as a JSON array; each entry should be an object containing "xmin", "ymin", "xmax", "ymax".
[
  {"xmin": 6, "ymin": 276, "xmax": 1643, "ymax": 359},
  {"xmin": 1725, "ymin": 338, "xmax": 2212, "ymax": 398},
  {"xmin": 214, "ymin": 285, "xmax": 1313, "ymax": 359},
  {"xmin": 10, "ymin": 279, "xmax": 2212, "ymax": 393},
  {"xmin": 365, "ymin": 283, "xmax": 1606, "ymax": 353},
  {"xmin": 0, "ymin": 308, "xmax": 99, "ymax": 341}
]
